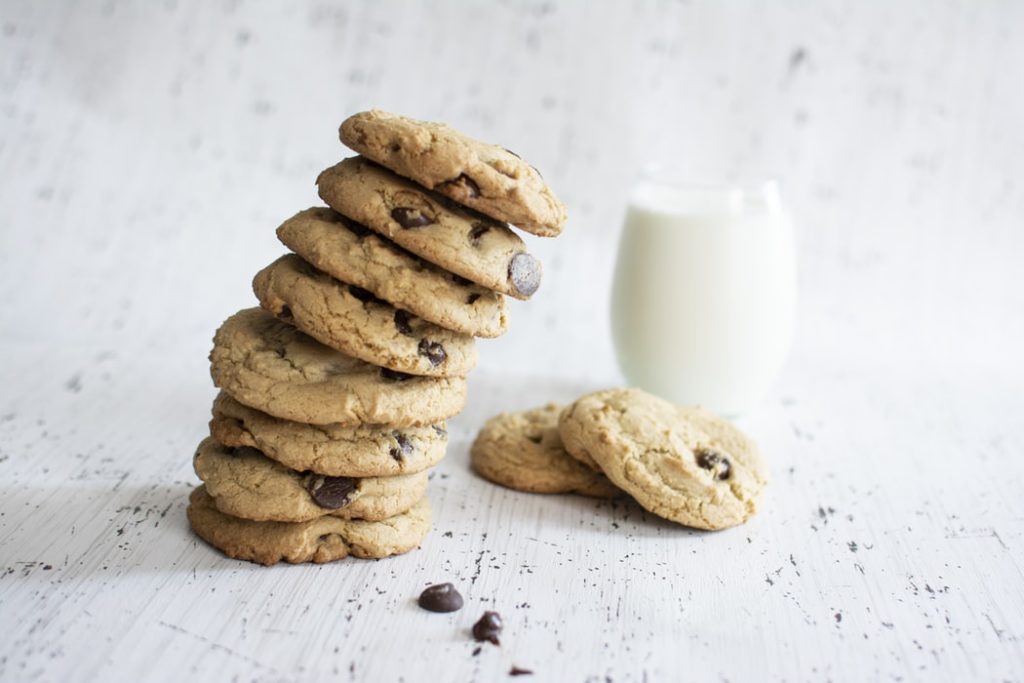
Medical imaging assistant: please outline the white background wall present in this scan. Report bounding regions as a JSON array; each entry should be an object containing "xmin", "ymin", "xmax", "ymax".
[{"xmin": 3, "ymin": 0, "xmax": 1021, "ymax": 382}]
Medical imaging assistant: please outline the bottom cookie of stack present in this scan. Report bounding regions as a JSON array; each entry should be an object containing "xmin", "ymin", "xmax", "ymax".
[{"xmin": 187, "ymin": 486, "xmax": 431, "ymax": 566}]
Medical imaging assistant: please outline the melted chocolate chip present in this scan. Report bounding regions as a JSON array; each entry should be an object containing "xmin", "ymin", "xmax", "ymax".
[
  {"xmin": 508, "ymin": 253, "xmax": 541, "ymax": 297},
  {"xmin": 306, "ymin": 475, "xmax": 358, "ymax": 509},
  {"xmin": 466, "ymin": 293, "xmax": 481, "ymax": 305},
  {"xmin": 348, "ymin": 285, "xmax": 377, "ymax": 303},
  {"xmin": 472, "ymin": 611, "xmax": 503, "ymax": 645},
  {"xmin": 394, "ymin": 310, "xmax": 413, "ymax": 335},
  {"xmin": 695, "ymin": 448, "xmax": 732, "ymax": 480},
  {"xmin": 390, "ymin": 431, "xmax": 413, "ymax": 461},
  {"xmin": 509, "ymin": 667, "xmax": 533, "ymax": 676},
  {"xmin": 469, "ymin": 222, "xmax": 491, "ymax": 243},
  {"xmin": 526, "ymin": 433, "xmax": 543, "ymax": 444},
  {"xmin": 418, "ymin": 583, "xmax": 463, "ymax": 612},
  {"xmin": 391, "ymin": 207, "xmax": 434, "ymax": 228},
  {"xmin": 381, "ymin": 368, "xmax": 414, "ymax": 381},
  {"xmin": 418, "ymin": 339, "xmax": 447, "ymax": 366},
  {"xmin": 444, "ymin": 173, "xmax": 480, "ymax": 198}
]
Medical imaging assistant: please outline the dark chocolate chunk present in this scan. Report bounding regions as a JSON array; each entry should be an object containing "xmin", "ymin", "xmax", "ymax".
[
  {"xmin": 394, "ymin": 310, "xmax": 414, "ymax": 335},
  {"xmin": 391, "ymin": 207, "xmax": 434, "ymax": 228},
  {"xmin": 509, "ymin": 667, "xmax": 533, "ymax": 676},
  {"xmin": 472, "ymin": 611, "xmax": 503, "ymax": 645},
  {"xmin": 469, "ymin": 222, "xmax": 491, "ymax": 243},
  {"xmin": 380, "ymin": 368, "xmax": 414, "ymax": 382},
  {"xmin": 390, "ymin": 431, "xmax": 413, "ymax": 462},
  {"xmin": 277, "ymin": 305, "xmax": 293, "ymax": 321},
  {"xmin": 306, "ymin": 475, "xmax": 358, "ymax": 509},
  {"xmin": 508, "ymin": 253, "xmax": 541, "ymax": 297},
  {"xmin": 348, "ymin": 285, "xmax": 377, "ymax": 303},
  {"xmin": 444, "ymin": 173, "xmax": 480, "ymax": 198},
  {"xmin": 418, "ymin": 339, "xmax": 447, "ymax": 366},
  {"xmin": 466, "ymin": 293, "xmax": 481, "ymax": 305},
  {"xmin": 695, "ymin": 448, "xmax": 732, "ymax": 480},
  {"xmin": 417, "ymin": 583, "xmax": 464, "ymax": 612}
]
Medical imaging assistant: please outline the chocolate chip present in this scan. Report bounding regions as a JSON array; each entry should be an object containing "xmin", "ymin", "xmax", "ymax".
[
  {"xmin": 444, "ymin": 173, "xmax": 480, "ymax": 198},
  {"xmin": 417, "ymin": 583, "xmax": 463, "ymax": 612},
  {"xmin": 469, "ymin": 222, "xmax": 491, "ymax": 243},
  {"xmin": 380, "ymin": 368, "xmax": 414, "ymax": 381},
  {"xmin": 348, "ymin": 285, "xmax": 377, "ymax": 303},
  {"xmin": 340, "ymin": 217, "xmax": 373, "ymax": 238},
  {"xmin": 432, "ymin": 424, "xmax": 448, "ymax": 436},
  {"xmin": 391, "ymin": 207, "xmax": 434, "ymax": 228},
  {"xmin": 418, "ymin": 339, "xmax": 447, "ymax": 366},
  {"xmin": 451, "ymin": 273, "xmax": 474, "ymax": 287},
  {"xmin": 390, "ymin": 431, "xmax": 413, "ymax": 461},
  {"xmin": 695, "ymin": 448, "xmax": 731, "ymax": 480},
  {"xmin": 277, "ymin": 305, "xmax": 293, "ymax": 321},
  {"xmin": 526, "ymin": 433, "xmax": 542, "ymax": 444},
  {"xmin": 472, "ymin": 611, "xmax": 503, "ymax": 645},
  {"xmin": 509, "ymin": 667, "xmax": 533, "ymax": 676},
  {"xmin": 466, "ymin": 293, "xmax": 481, "ymax": 304},
  {"xmin": 394, "ymin": 310, "xmax": 413, "ymax": 335},
  {"xmin": 508, "ymin": 253, "xmax": 541, "ymax": 297},
  {"xmin": 305, "ymin": 475, "xmax": 358, "ymax": 509}
]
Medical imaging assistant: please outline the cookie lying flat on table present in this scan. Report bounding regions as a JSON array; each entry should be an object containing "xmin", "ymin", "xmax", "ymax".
[
  {"xmin": 317, "ymin": 157, "xmax": 542, "ymax": 300},
  {"xmin": 339, "ymin": 109, "xmax": 566, "ymax": 237},
  {"xmin": 210, "ymin": 393, "xmax": 447, "ymax": 478},
  {"xmin": 558, "ymin": 389, "xmax": 767, "ymax": 530},
  {"xmin": 209, "ymin": 308, "xmax": 466, "ymax": 427},
  {"xmin": 193, "ymin": 438, "xmax": 428, "ymax": 523},
  {"xmin": 187, "ymin": 485, "xmax": 431, "ymax": 566},
  {"xmin": 470, "ymin": 404, "xmax": 620, "ymax": 498},
  {"xmin": 277, "ymin": 208, "xmax": 508, "ymax": 338},
  {"xmin": 253, "ymin": 254, "xmax": 477, "ymax": 377}
]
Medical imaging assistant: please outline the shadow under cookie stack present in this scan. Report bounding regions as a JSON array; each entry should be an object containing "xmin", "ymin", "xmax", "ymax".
[{"xmin": 187, "ymin": 110, "xmax": 566, "ymax": 565}]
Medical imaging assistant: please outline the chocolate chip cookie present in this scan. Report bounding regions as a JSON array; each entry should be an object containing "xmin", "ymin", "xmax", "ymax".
[
  {"xmin": 277, "ymin": 208, "xmax": 508, "ymax": 338},
  {"xmin": 253, "ymin": 254, "xmax": 477, "ymax": 377},
  {"xmin": 187, "ymin": 485, "xmax": 431, "ymax": 565},
  {"xmin": 558, "ymin": 389, "xmax": 767, "ymax": 530},
  {"xmin": 210, "ymin": 392, "xmax": 447, "ymax": 477},
  {"xmin": 317, "ymin": 157, "xmax": 542, "ymax": 299},
  {"xmin": 470, "ymin": 404, "xmax": 620, "ymax": 498},
  {"xmin": 193, "ymin": 437, "xmax": 428, "ymax": 523},
  {"xmin": 339, "ymin": 109, "xmax": 566, "ymax": 237},
  {"xmin": 209, "ymin": 308, "xmax": 467, "ymax": 426}
]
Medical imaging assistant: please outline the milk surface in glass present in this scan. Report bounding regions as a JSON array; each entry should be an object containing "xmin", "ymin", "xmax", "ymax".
[{"xmin": 610, "ymin": 172, "xmax": 797, "ymax": 416}]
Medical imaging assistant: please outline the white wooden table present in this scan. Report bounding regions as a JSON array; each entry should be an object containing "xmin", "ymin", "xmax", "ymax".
[{"xmin": 2, "ymin": 1, "xmax": 1023, "ymax": 681}]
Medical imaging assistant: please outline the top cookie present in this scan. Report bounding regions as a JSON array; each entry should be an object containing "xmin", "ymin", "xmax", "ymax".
[
  {"xmin": 558, "ymin": 389, "xmax": 767, "ymax": 530},
  {"xmin": 470, "ymin": 403, "xmax": 620, "ymax": 498},
  {"xmin": 317, "ymin": 157, "xmax": 542, "ymax": 300},
  {"xmin": 277, "ymin": 207, "xmax": 508, "ymax": 338},
  {"xmin": 340, "ymin": 109, "xmax": 566, "ymax": 237},
  {"xmin": 209, "ymin": 308, "xmax": 467, "ymax": 427}
]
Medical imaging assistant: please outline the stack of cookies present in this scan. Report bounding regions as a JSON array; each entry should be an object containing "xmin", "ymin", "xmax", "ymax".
[
  {"xmin": 471, "ymin": 388, "xmax": 768, "ymax": 530},
  {"xmin": 187, "ymin": 110, "xmax": 567, "ymax": 565}
]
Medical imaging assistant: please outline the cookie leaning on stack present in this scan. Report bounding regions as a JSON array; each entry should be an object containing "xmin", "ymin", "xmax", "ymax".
[
  {"xmin": 471, "ymin": 388, "xmax": 768, "ymax": 531},
  {"xmin": 186, "ymin": 110, "xmax": 567, "ymax": 565}
]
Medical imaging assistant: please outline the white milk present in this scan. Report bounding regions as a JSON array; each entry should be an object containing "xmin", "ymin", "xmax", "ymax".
[{"xmin": 610, "ymin": 178, "xmax": 797, "ymax": 416}]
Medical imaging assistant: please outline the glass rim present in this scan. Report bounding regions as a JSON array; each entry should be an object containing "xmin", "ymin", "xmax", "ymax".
[{"xmin": 636, "ymin": 162, "xmax": 782, "ymax": 196}]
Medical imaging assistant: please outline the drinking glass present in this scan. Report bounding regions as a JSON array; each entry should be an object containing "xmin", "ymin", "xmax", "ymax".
[{"xmin": 610, "ymin": 167, "xmax": 797, "ymax": 416}]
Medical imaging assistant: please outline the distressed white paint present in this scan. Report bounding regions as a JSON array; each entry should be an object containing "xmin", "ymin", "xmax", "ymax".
[{"xmin": 1, "ymin": 1, "xmax": 1022, "ymax": 681}]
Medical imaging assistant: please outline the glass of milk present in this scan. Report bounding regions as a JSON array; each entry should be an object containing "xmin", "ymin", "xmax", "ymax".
[{"xmin": 610, "ymin": 166, "xmax": 797, "ymax": 416}]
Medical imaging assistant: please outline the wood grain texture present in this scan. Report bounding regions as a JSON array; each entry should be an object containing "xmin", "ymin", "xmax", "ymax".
[{"xmin": 1, "ymin": 1, "xmax": 1022, "ymax": 681}]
